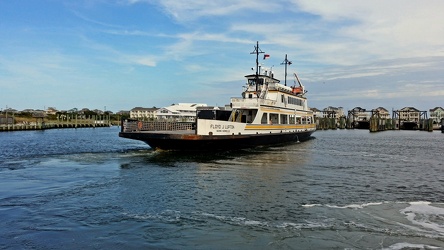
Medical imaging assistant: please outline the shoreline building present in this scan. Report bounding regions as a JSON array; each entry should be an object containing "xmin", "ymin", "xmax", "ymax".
[
  {"xmin": 155, "ymin": 103, "xmax": 207, "ymax": 122},
  {"xmin": 372, "ymin": 107, "xmax": 390, "ymax": 119},
  {"xmin": 397, "ymin": 107, "xmax": 420, "ymax": 122},
  {"xmin": 429, "ymin": 107, "xmax": 444, "ymax": 125},
  {"xmin": 393, "ymin": 106, "xmax": 422, "ymax": 130},
  {"xmin": 322, "ymin": 106, "xmax": 345, "ymax": 119},
  {"xmin": 350, "ymin": 107, "xmax": 370, "ymax": 121},
  {"xmin": 310, "ymin": 107, "xmax": 322, "ymax": 120},
  {"xmin": 130, "ymin": 107, "xmax": 159, "ymax": 120}
]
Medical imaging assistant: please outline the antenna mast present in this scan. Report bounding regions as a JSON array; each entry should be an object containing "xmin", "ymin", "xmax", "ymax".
[
  {"xmin": 250, "ymin": 41, "xmax": 264, "ymax": 96},
  {"xmin": 281, "ymin": 54, "xmax": 292, "ymax": 86}
]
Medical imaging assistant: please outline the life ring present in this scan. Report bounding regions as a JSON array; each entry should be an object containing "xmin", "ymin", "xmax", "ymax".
[{"xmin": 137, "ymin": 121, "xmax": 143, "ymax": 130}]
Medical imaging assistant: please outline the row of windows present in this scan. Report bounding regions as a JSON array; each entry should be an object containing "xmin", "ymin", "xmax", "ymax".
[
  {"xmin": 248, "ymin": 79, "xmax": 264, "ymax": 85},
  {"xmin": 132, "ymin": 111, "xmax": 155, "ymax": 113},
  {"xmin": 281, "ymin": 95, "xmax": 303, "ymax": 106},
  {"xmin": 261, "ymin": 112, "xmax": 312, "ymax": 125},
  {"xmin": 288, "ymin": 96, "xmax": 303, "ymax": 106}
]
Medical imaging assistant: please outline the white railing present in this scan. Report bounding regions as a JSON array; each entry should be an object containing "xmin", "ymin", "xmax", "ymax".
[
  {"xmin": 121, "ymin": 120, "xmax": 194, "ymax": 132},
  {"xmin": 231, "ymin": 98, "xmax": 276, "ymax": 108}
]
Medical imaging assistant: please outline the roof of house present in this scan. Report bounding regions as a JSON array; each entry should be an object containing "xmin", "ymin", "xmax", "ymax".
[
  {"xmin": 131, "ymin": 107, "xmax": 159, "ymax": 112},
  {"xmin": 429, "ymin": 107, "xmax": 444, "ymax": 112},
  {"xmin": 373, "ymin": 107, "xmax": 388, "ymax": 112},
  {"xmin": 399, "ymin": 107, "xmax": 420, "ymax": 112},
  {"xmin": 161, "ymin": 103, "xmax": 207, "ymax": 113}
]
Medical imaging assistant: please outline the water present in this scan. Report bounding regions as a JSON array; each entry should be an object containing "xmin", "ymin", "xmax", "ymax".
[{"xmin": 1, "ymin": 127, "xmax": 443, "ymax": 249}]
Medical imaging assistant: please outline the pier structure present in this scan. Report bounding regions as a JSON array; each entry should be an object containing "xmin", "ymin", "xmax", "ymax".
[
  {"xmin": 316, "ymin": 110, "xmax": 338, "ymax": 130},
  {"xmin": 311, "ymin": 105, "xmax": 442, "ymax": 133},
  {"xmin": 369, "ymin": 110, "xmax": 396, "ymax": 132},
  {"xmin": 316, "ymin": 106, "xmax": 346, "ymax": 130},
  {"xmin": 0, "ymin": 114, "xmax": 111, "ymax": 132},
  {"xmin": 369, "ymin": 107, "xmax": 395, "ymax": 132},
  {"xmin": 346, "ymin": 107, "xmax": 371, "ymax": 129},
  {"xmin": 346, "ymin": 106, "xmax": 393, "ymax": 132},
  {"xmin": 392, "ymin": 107, "xmax": 432, "ymax": 131}
]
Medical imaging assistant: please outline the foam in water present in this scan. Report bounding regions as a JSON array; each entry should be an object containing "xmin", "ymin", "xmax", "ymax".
[
  {"xmin": 383, "ymin": 242, "xmax": 441, "ymax": 250},
  {"xmin": 325, "ymin": 202, "xmax": 384, "ymax": 209},
  {"xmin": 302, "ymin": 202, "xmax": 384, "ymax": 209},
  {"xmin": 198, "ymin": 212, "xmax": 268, "ymax": 227},
  {"xmin": 400, "ymin": 201, "xmax": 444, "ymax": 236},
  {"xmin": 301, "ymin": 204, "xmax": 321, "ymax": 208},
  {"xmin": 301, "ymin": 201, "xmax": 444, "ymax": 238}
]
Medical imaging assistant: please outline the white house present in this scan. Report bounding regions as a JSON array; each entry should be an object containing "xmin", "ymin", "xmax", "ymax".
[
  {"xmin": 130, "ymin": 107, "xmax": 159, "ymax": 120},
  {"xmin": 372, "ymin": 107, "xmax": 390, "ymax": 119},
  {"xmin": 429, "ymin": 107, "xmax": 444, "ymax": 124},
  {"xmin": 349, "ymin": 107, "xmax": 370, "ymax": 121},
  {"xmin": 155, "ymin": 103, "xmax": 207, "ymax": 122},
  {"xmin": 398, "ymin": 107, "xmax": 420, "ymax": 122},
  {"xmin": 323, "ymin": 106, "xmax": 345, "ymax": 119}
]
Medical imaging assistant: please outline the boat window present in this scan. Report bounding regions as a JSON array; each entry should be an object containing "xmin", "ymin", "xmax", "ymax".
[
  {"xmin": 215, "ymin": 110, "xmax": 231, "ymax": 121},
  {"xmin": 289, "ymin": 115, "xmax": 295, "ymax": 124},
  {"xmin": 261, "ymin": 113, "xmax": 268, "ymax": 124},
  {"xmin": 247, "ymin": 110, "xmax": 256, "ymax": 123},
  {"xmin": 259, "ymin": 78, "xmax": 264, "ymax": 85},
  {"xmin": 280, "ymin": 114, "xmax": 288, "ymax": 124},
  {"xmin": 288, "ymin": 97, "xmax": 303, "ymax": 106},
  {"xmin": 248, "ymin": 78, "xmax": 264, "ymax": 85},
  {"xmin": 270, "ymin": 113, "xmax": 279, "ymax": 124},
  {"xmin": 296, "ymin": 117, "xmax": 302, "ymax": 124},
  {"xmin": 197, "ymin": 110, "xmax": 215, "ymax": 119},
  {"xmin": 248, "ymin": 93, "xmax": 253, "ymax": 98},
  {"xmin": 241, "ymin": 115, "xmax": 247, "ymax": 123}
]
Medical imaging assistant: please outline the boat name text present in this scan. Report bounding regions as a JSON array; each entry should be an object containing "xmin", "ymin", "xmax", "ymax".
[{"xmin": 210, "ymin": 124, "xmax": 235, "ymax": 132}]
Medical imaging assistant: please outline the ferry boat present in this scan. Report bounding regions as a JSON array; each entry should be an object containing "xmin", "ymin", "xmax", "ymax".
[{"xmin": 119, "ymin": 42, "xmax": 316, "ymax": 151}]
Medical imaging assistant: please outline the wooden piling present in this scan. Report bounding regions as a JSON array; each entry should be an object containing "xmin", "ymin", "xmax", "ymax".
[
  {"xmin": 330, "ymin": 118, "xmax": 337, "ymax": 130},
  {"xmin": 339, "ymin": 116, "xmax": 346, "ymax": 129},
  {"xmin": 441, "ymin": 118, "xmax": 444, "ymax": 133},
  {"xmin": 346, "ymin": 117, "xmax": 353, "ymax": 129},
  {"xmin": 427, "ymin": 118, "xmax": 433, "ymax": 132},
  {"xmin": 369, "ymin": 117, "xmax": 378, "ymax": 132}
]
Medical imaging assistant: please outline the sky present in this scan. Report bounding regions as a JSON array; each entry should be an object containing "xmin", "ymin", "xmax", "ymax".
[{"xmin": 1, "ymin": 0, "xmax": 444, "ymax": 113}]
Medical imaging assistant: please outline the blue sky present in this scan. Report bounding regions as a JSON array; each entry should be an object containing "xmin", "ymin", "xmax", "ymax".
[{"xmin": 1, "ymin": 0, "xmax": 443, "ymax": 112}]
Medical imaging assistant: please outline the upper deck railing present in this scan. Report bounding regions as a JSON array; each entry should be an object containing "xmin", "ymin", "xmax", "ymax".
[
  {"xmin": 230, "ymin": 98, "xmax": 276, "ymax": 108},
  {"xmin": 121, "ymin": 120, "xmax": 195, "ymax": 132}
]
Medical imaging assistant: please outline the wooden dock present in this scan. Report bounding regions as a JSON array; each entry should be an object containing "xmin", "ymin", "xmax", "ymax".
[{"xmin": 0, "ymin": 120, "xmax": 110, "ymax": 132}]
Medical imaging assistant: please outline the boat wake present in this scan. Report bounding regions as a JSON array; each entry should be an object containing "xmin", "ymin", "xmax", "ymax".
[{"xmin": 121, "ymin": 201, "xmax": 444, "ymax": 249}]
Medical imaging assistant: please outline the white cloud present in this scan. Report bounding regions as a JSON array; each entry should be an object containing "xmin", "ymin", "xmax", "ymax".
[
  {"xmin": 293, "ymin": 0, "xmax": 444, "ymax": 60},
  {"xmin": 122, "ymin": 0, "xmax": 444, "ymax": 68},
  {"xmin": 132, "ymin": 56, "xmax": 157, "ymax": 67},
  {"xmin": 148, "ymin": 0, "xmax": 283, "ymax": 22}
]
